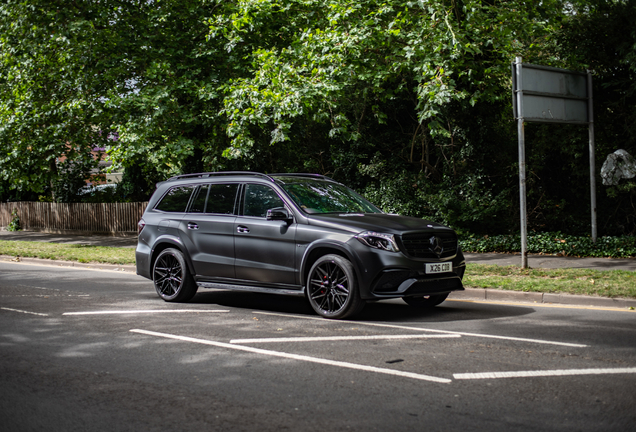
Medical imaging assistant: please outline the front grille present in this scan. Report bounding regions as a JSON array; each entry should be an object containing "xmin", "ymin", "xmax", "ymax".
[{"xmin": 400, "ymin": 231, "xmax": 458, "ymax": 259}]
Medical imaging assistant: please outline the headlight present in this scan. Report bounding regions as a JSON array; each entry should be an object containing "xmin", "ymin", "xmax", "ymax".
[{"xmin": 355, "ymin": 231, "xmax": 400, "ymax": 252}]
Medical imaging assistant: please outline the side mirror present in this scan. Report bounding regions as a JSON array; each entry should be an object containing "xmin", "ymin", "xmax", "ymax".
[{"xmin": 266, "ymin": 207, "xmax": 293, "ymax": 223}]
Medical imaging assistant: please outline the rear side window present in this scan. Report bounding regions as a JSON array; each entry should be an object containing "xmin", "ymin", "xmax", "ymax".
[
  {"xmin": 155, "ymin": 186, "xmax": 194, "ymax": 212},
  {"xmin": 206, "ymin": 184, "xmax": 238, "ymax": 214},
  {"xmin": 189, "ymin": 185, "xmax": 209, "ymax": 213}
]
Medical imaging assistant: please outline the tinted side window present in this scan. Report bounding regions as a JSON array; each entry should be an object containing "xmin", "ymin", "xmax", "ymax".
[
  {"xmin": 155, "ymin": 186, "xmax": 194, "ymax": 212},
  {"xmin": 206, "ymin": 184, "xmax": 238, "ymax": 214},
  {"xmin": 189, "ymin": 185, "xmax": 209, "ymax": 213},
  {"xmin": 244, "ymin": 184, "xmax": 284, "ymax": 217}
]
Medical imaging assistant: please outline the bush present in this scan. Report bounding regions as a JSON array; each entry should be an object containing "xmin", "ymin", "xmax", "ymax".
[
  {"xmin": 7, "ymin": 208, "xmax": 20, "ymax": 231},
  {"xmin": 460, "ymin": 232, "xmax": 636, "ymax": 258}
]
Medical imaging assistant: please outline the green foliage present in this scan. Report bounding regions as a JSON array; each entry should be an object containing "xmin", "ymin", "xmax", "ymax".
[
  {"xmin": 213, "ymin": 0, "xmax": 564, "ymax": 234},
  {"xmin": 103, "ymin": 0, "xmax": 243, "ymax": 178},
  {"xmin": 461, "ymin": 232, "xmax": 636, "ymax": 258},
  {"xmin": 218, "ymin": 0, "xmax": 559, "ymax": 154},
  {"xmin": 52, "ymin": 150, "xmax": 99, "ymax": 203},
  {"xmin": 0, "ymin": 0, "xmax": 113, "ymax": 197},
  {"xmin": 0, "ymin": 0, "xmax": 634, "ymax": 236},
  {"xmin": 7, "ymin": 208, "xmax": 20, "ymax": 231},
  {"xmin": 115, "ymin": 157, "xmax": 165, "ymax": 202},
  {"xmin": 552, "ymin": 0, "xmax": 636, "ymax": 234}
]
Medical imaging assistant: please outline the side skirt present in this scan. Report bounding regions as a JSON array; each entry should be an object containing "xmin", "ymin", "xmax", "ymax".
[{"xmin": 196, "ymin": 281, "xmax": 305, "ymax": 297}]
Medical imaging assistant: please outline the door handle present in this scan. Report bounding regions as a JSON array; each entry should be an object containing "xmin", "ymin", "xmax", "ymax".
[
  {"xmin": 187, "ymin": 222, "xmax": 199, "ymax": 230},
  {"xmin": 237, "ymin": 225, "xmax": 250, "ymax": 233}
]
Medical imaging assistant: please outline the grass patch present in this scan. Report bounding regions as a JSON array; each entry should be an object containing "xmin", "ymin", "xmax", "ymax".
[
  {"xmin": 0, "ymin": 240, "xmax": 135, "ymax": 265},
  {"xmin": 465, "ymin": 264, "xmax": 636, "ymax": 299}
]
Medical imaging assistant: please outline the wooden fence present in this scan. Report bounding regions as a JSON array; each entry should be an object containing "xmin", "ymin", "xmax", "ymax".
[{"xmin": 0, "ymin": 202, "xmax": 148, "ymax": 234}]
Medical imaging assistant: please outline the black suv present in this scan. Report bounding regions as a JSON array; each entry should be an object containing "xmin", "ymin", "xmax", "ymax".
[{"xmin": 136, "ymin": 172, "xmax": 465, "ymax": 319}]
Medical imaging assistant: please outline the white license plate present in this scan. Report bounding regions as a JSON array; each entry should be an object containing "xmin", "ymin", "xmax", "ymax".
[{"xmin": 425, "ymin": 262, "xmax": 452, "ymax": 274}]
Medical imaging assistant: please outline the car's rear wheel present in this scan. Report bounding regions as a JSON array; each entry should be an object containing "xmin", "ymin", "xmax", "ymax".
[
  {"xmin": 153, "ymin": 248, "xmax": 198, "ymax": 302},
  {"xmin": 402, "ymin": 293, "xmax": 449, "ymax": 308},
  {"xmin": 307, "ymin": 254, "xmax": 365, "ymax": 319}
]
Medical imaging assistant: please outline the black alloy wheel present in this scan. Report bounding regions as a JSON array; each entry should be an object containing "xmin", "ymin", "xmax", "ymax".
[
  {"xmin": 402, "ymin": 293, "xmax": 449, "ymax": 308},
  {"xmin": 307, "ymin": 254, "xmax": 364, "ymax": 319},
  {"xmin": 153, "ymin": 248, "xmax": 198, "ymax": 302}
]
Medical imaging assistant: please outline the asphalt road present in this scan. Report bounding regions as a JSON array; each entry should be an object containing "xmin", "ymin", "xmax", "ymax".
[{"xmin": 1, "ymin": 261, "xmax": 635, "ymax": 431}]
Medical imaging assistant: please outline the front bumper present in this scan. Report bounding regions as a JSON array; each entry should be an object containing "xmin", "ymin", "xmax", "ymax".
[
  {"xmin": 371, "ymin": 268, "xmax": 464, "ymax": 299},
  {"xmin": 345, "ymin": 238, "xmax": 466, "ymax": 300}
]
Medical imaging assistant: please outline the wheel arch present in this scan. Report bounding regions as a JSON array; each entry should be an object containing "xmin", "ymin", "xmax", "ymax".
[
  {"xmin": 300, "ymin": 242, "xmax": 361, "ymax": 291},
  {"xmin": 149, "ymin": 237, "xmax": 195, "ymax": 277}
]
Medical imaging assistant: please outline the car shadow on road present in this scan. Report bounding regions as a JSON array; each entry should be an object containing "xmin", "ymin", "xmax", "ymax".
[
  {"xmin": 358, "ymin": 299, "xmax": 535, "ymax": 322},
  {"xmin": 189, "ymin": 290, "xmax": 535, "ymax": 323}
]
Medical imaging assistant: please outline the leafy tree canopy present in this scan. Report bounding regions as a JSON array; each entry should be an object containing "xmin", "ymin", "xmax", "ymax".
[{"xmin": 0, "ymin": 0, "xmax": 634, "ymax": 234}]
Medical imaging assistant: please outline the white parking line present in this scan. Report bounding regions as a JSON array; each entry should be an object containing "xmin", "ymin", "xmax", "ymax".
[
  {"xmin": 454, "ymin": 368, "xmax": 636, "ymax": 380},
  {"xmin": 64, "ymin": 310, "xmax": 229, "ymax": 316},
  {"xmin": 130, "ymin": 329, "xmax": 452, "ymax": 384},
  {"xmin": 251, "ymin": 311, "xmax": 589, "ymax": 348},
  {"xmin": 1, "ymin": 307, "xmax": 49, "ymax": 316},
  {"xmin": 230, "ymin": 334, "xmax": 461, "ymax": 344}
]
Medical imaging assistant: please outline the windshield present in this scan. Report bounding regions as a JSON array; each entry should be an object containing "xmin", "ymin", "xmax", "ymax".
[{"xmin": 277, "ymin": 177, "xmax": 382, "ymax": 214}]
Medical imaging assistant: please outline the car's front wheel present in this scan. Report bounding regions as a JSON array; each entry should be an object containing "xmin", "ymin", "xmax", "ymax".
[
  {"xmin": 307, "ymin": 254, "xmax": 365, "ymax": 319},
  {"xmin": 402, "ymin": 293, "xmax": 449, "ymax": 308},
  {"xmin": 153, "ymin": 248, "xmax": 198, "ymax": 302}
]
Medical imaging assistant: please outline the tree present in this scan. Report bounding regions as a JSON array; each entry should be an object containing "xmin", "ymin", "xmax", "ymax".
[
  {"xmin": 1, "ymin": 0, "xmax": 632, "ymax": 235},
  {"xmin": 215, "ymin": 0, "xmax": 562, "ymax": 231},
  {"xmin": 0, "ymin": 0, "xmax": 115, "ymax": 198},
  {"xmin": 542, "ymin": 0, "xmax": 636, "ymax": 234}
]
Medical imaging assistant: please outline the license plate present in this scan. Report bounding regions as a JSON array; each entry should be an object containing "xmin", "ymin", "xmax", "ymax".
[{"xmin": 425, "ymin": 262, "xmax": 452, "ymax": 274}]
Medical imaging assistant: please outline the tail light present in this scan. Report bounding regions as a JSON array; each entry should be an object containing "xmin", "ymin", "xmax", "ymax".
[{"xmin": 138, "ymin": 219, "xmax": 146, "ymax": 234}]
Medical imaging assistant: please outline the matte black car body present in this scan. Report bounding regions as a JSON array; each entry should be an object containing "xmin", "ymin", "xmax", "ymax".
[{"xmin": 136, "ymin": 172, "xmax": 465, "ymax": 318}]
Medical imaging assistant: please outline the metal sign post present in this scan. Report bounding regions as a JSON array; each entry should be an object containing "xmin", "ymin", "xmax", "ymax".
[
  {"xmin": 514, "ymin": 57, "xmax": 528, "ymax": 268},
  {"xmin": 587, "ymin": 71, "xmax": 597, "ymax": 242},
  {"xmin": 512, "ymin": 58, "xmax": 596, "ymax": 268}
]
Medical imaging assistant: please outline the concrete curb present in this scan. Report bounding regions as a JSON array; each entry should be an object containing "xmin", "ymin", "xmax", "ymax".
[
  {"xmin": 0, "ymin": 255, "xmax": 136, "ymax": 273},
  {"xmin": 450, "ymin": 287, "xmax": 636, "ymax": 309}
]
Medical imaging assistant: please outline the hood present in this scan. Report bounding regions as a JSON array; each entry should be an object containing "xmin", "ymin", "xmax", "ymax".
[{"xmin": 306, "ymin": 213, "xmax": 452, "ymax": 235}]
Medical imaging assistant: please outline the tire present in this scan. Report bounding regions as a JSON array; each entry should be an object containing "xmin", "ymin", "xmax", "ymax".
[
  {"xmin": 152, "ymin": 248, "xmax": 198, "ymax": 302},
  {"xmin": 306, "ymin": 254, "xmax": 365, "ymax": 319},
  {"xmin": 402, "ymin": 293, "xmax": 449, "ymax": 308}
]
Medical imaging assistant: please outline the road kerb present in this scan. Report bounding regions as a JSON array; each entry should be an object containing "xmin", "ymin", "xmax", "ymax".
[
  {"xmin": 542, "ymin": 293, "xmax": 636, "ymax": 309},
  {"xmin": 0, "ymin": 255, "xmax": 136, "ymax": 273},
  {"xmin": 486, "ymin": 290, "xmax": 543, "ymax": 303},
  {"xmin": 450, "ymin": 287, "xmax": 636, "ymax": 309}
]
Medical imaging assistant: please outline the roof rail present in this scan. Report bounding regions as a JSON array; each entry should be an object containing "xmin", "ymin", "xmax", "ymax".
[
  {"xmin": 268, "ymin": 173, "xmax": 337, "ymax": 183},
  {"xmin": 166, "ymin": 171, "xmax": 275, "ymax": 182}
]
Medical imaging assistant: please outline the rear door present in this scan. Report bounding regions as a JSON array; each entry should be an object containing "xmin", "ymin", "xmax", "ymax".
[{"xmin": 180, "ymin": 183, "xmax": 238, "ymax": 280}]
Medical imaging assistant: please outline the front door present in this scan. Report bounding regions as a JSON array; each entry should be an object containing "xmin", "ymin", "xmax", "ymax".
[{"xmin": 233, "ymin": 183, "xmax": 297, "ymax": 287}]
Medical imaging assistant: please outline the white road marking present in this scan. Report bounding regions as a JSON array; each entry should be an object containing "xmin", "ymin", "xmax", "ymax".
[
  {"xmin": 1, "ymin": 307, "xmax": 49, "ymax": 316},
  {"xmin": 230, "ymin": 334, "xmax": 461, "ymax": 344},
  {"xmin": 64, "ymin": 309, "xmax": 229, "ymax": 316},
  {"xmin": 251, "ymin": 311, "xmax": 589, "ymax": 348},
  {"xmin": 454, "ymin": 368, "xmax": 636, "ymax": 380},
  {"xmin": 130, "ymin": 329, "xmax": 452, "ymax": 384}
]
